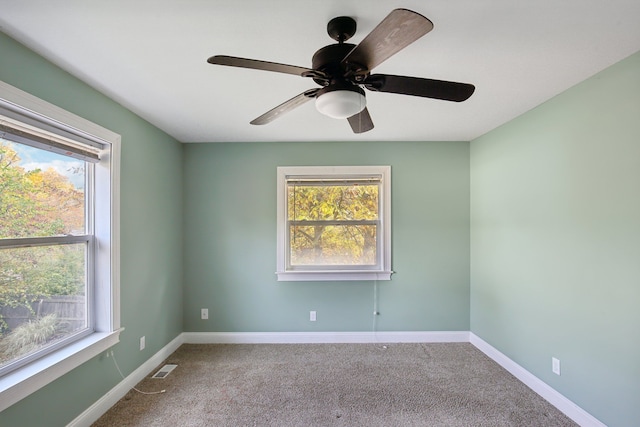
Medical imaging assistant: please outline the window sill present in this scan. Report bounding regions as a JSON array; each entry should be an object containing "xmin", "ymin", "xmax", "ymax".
[
  {"xmin": 0, "ymin": 328, "xmax": 123, "ymax": 411},
  {"xmin": 276, "ymin": 271, "xmax": 393, "ymax": 282}
]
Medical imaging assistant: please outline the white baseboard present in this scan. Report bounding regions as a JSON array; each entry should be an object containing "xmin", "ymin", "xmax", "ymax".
[
  {"xmin": 469, "ymin": 333, "xmax": 606, "ymax": 427},
  {"xmin": 68, "ymin": 331, "xmax": 603, "ymax": 427},
  {"xmin": 182, "ymin": 330, "xmax": 470, "ymax": 344},
  {"xmin": 68, "ymin": 334, "xmax": 184, "ymax": 427}
]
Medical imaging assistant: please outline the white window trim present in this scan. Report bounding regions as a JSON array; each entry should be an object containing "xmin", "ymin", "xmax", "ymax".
[
  {"xmin": 276, "ymin": 166, "xmax": 392, "ymax": 282},
  {"xmin": 0, "ymin": 80, "xmax": 121, "ymax": 411}
]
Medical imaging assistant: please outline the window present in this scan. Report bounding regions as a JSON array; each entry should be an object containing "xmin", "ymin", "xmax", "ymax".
[
  {"xmin": 0, "ymin": 81, "xmax": 120, "ymax": 410},
  {"xmin": 276, "ymin": 166, "xmax": 392, "ymax": 281}
]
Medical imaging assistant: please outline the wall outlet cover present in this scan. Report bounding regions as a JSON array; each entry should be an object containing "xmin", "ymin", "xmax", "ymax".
[{"xmin": 552, "ymin": 357, "xmax": 561, "ymax": 375}]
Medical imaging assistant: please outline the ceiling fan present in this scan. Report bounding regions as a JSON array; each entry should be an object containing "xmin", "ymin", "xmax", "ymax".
[{"xmin": 207, "ymin": 8, "xmax": 475, "ymax": 134}]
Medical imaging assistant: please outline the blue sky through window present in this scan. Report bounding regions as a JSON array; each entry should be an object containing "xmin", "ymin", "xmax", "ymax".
[{"xmin": 3, "ymin": 139, "xmax": 84, "ymax": 189}]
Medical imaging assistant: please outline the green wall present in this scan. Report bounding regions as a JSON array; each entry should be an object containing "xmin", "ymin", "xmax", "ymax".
[
  {"xmin": 183, "ymin": 141, "xmax": 470, "ymax": 333},
  {"xmin": 0, "ymin": 33, "xmax": 184, "ymax": 426},
  {"xmin": 470, "ymin": 51, "xmax": 640, "ymax": 427}
]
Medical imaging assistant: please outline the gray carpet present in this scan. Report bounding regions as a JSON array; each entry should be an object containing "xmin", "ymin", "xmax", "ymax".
[{"xmin": 92, "ymin": 343, "xmax": 577, "ymax": 426}]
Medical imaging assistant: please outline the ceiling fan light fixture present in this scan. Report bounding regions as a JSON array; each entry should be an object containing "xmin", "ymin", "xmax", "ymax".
[{"xmin": 315, "ymin": 86, "xmax": 366, "ymax": 119}]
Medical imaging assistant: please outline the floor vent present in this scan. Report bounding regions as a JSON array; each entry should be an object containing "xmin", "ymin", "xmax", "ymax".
[{"xmin": 151, "ymin": 364, "xmax": 177, "ymax": 379}]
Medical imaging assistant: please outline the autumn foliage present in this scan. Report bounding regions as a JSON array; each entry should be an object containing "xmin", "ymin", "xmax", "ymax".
[
  {"xmin": 1, "ymin": 142, "xmax": 84, "ymax": 238},
  {"xmin": 288, "ymin": 183, "xmax": 379, "ymax": 266},
  {"xmin": 1, "ymin": 140, "xmax": 85, "ymax": 336}
]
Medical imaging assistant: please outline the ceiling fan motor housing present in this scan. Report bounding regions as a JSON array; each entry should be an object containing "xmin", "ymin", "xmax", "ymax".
[
  {"xmin": 311, "ymin": 43, "xmax": 366, "ymax": 86},
  {"xmin": 312, "ymin": 33, "xmax": 368, "ymax": 120},
  {"xmin": 316, "ymin": 80, "xmax": 365, "ymax": 98}
]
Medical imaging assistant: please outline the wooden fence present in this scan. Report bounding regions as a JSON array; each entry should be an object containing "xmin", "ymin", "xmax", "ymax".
[{"xmin": 0, "ymin": 295, "xmax": 86, "ymax": 333}]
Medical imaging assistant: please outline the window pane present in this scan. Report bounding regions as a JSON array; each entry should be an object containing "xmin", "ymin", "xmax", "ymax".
[
  {"xmin": 0, "ymin": 243, "xmax": 87, "ymax": 370},
  {"xmin": 288, "ymin": 184, "xmax": 378, "ymax": 221},
  {"xmin": 290, "ymin": 224, "xmax": 377, "ymax": 266},
  {"xmin": 0, "ymin": 139, "xmax": 85, "ymax": 238}
]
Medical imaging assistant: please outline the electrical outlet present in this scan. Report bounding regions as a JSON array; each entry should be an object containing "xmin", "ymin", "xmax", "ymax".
[
  {"xmin": 140, "ymin": 336, "xmax": 145, "ymax": 351},
  {"xmin": 201, "ymin": 308, "xmax": 209, "ymax": 320},
  {"xmin": 552, "ymin": 357, "xmax": 561, "ymax": 375},
  {"xmin": 310, "ymin": 311, "xmax": 316, "ymax": 322}
]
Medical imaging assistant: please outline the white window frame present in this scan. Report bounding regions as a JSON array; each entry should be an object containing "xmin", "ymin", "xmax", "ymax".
[
  {"xmin": 0, "ymin": 81, "xmax": 121, "ymax": 411},
  {"xmin": 276, "ymin": 166, "xmax": 392, "ymax": 282}
]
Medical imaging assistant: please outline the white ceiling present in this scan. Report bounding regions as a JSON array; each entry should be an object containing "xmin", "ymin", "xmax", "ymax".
[{"xmin": 1, "ymin": 1, "xmax": 639, "ymax": 143}]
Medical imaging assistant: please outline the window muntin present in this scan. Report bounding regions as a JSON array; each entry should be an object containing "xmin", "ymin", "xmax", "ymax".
[
  {"xmin": 0, "ymin": 139, "xmax": 93, "ymax": 374},
  {"xmin": 277, "ymin": 166, "xmax": 392, "ymax": 281}
]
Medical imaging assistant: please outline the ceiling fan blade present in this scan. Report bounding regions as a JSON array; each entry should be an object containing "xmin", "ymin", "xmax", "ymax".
[
  {"xmin": 347, "ymin": 108, "xmax": 374, "ymax": 133},
  {"xmin": 250, "ymin": 89, "xmax": 320, "ymax": 125},
  {"xmin": 342, "ymin": 9, "xmax": 433, "ymax": 71},
  {"xmin": 365, "ymin": 74, "xmax": 475, "ymax": 102},
  {"xmin": 208, "ymin": 55, "xmax": 313, "ymax": 77}
]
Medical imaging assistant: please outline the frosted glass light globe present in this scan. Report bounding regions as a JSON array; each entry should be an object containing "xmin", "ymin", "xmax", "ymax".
[{"xmin": 315, "ymin": 90, "xmax": 366, "ymax": 119}]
